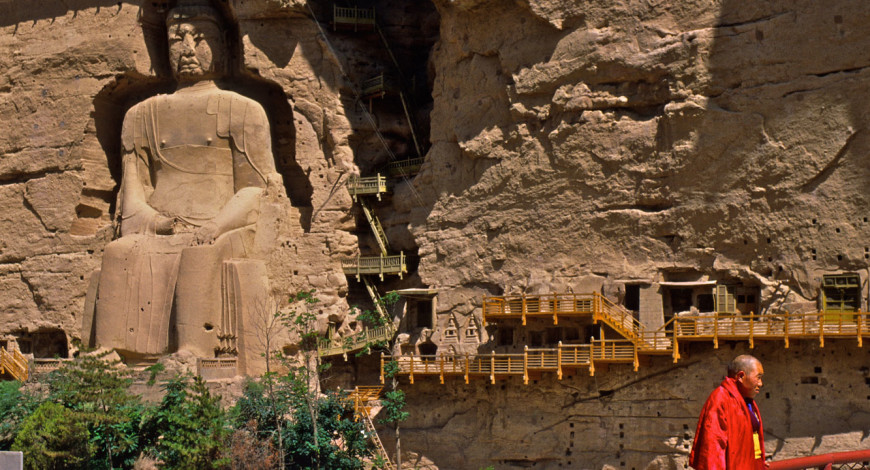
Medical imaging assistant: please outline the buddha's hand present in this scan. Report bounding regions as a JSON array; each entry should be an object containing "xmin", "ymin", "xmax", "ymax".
[
  {"xmin": 154, "ymin": 215, "xmax": 176, "ymax": 235},
  {"xmin": 193, "ymin": 221, "xmax": 220, "ymax": 245}
]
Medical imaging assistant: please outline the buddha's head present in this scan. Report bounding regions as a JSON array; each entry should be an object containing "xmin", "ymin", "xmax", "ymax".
[{"xmin": 166, "ymin": 0, "xmax": 227, "ymax": 82}]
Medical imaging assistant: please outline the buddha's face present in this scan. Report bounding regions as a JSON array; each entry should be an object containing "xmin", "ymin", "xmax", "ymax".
[{"xmin": 167, "ymin": 18, "xmax": 225, "ymax": 82}]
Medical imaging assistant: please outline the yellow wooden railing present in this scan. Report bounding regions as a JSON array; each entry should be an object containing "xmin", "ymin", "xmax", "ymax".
[
  {"xmin": 347, "ymin": 385, "xmax": 383, "ymax": 419},
  {"xmin": 333, "ymin": 5, "xmax": 376, "ymax": 31},
  {"xmin": 380, "ymin": 339, "xmax": 639, "ymax": 384},
  {"xmin": 483, "ymin": 292, "xmax": 645, "ymax": 341},
  {"xmin": 385, "ymin": 157, "xmax": 425, "ymax": 178},
  {"xmin": 341, "ymin": 253, "xmax": 406, "ymax": 280},
  {"xmin": 318, "ymin": 322, "xmax": 397, "ymax": 357},
  {"xmin": 0, "ymin": 346, "xmax": 29, "ymax": 382},
  {"xmin": 361, "ymin": 73, "xmax": 388, "ymax": 99},
  {"xmin": 383, "ymin": 306, "xmax": 869, "ymax": 383},
  {"xmin": 486, "ymin": 292, "xmax": 868, "ymax": 350},
  {"xmin": 344, "ymin": 386, "xmax": 395, "ymax": 470},
  {"xmin": 347, "ymin": 174, "xmax": 389, "ymax": 201},
  {"xmin": 671, "ymin": 311, "xmax": 867, "ymax": 349},
  {"xmin": 359, "ymin": 198, "xmax": 390, "ymax": 256},
  {"xmin": 31, "ymin": 358, "xmax": 73, "ymax": 374}
]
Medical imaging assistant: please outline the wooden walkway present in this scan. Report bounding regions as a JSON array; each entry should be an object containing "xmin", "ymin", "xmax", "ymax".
[
  {"xmin": 385, "ymin": 292, "xmax": 869, "ymax": 383},
  {"xmin": 318, "ymin": 323, "xmax": 396, "ymax": 358},
  {"xmin": 381, "ymin": 340, "xmax": 638, "ymax": 384},
  {"xmin": 341, "ymin": 253, "xmax": 407, "ymax": 280},
  {"xmin": 347, "ymin": 174, "xmax": 389, "ymax": 201},
  {"xmin": 333, "ymin": 5, "xmax": 376, "ymax": 32}
]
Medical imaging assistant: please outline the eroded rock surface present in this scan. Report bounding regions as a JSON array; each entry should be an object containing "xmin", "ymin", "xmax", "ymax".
[{"xmin": 3, "ymin": 0, "xmax": 870, "ymax": 469}]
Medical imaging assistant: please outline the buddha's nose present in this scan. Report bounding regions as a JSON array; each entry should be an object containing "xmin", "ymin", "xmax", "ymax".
[{"xmin": 181, "ymin": 34, "xmax": 196, "ymax": 53}]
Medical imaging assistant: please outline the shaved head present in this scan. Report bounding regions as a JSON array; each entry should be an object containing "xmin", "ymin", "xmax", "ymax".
[
  {"xmin": 727, "ymin": 355, "xmax": 760, "ymax": 378},
  {"xmin": 727, "ymin": 354, "xmax": 765, "ymax": 399}
]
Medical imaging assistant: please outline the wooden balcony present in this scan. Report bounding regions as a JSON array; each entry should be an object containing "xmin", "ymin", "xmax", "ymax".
[
  {"xmin": 333, "ymin": 5, "xmax": 376, "ymax": 32},
  {"xmin": 341, "ymin": 253, "xmax": 406, "ymax": 280},
  {"xmin": 385, "ymin": 157, "xmax": 425, "ymax": 178},
  {"xmin": 670, "ymin": 311, "xmax": 868, "ymax": 352},
  {"xmin": 383, "ymin": 302, "xmax": 869, "ymax": 384},
  {"xmin": 31, "ymin": 358, "xmax": 73, "ymax": 374},
  {"xmin": 318, "ymin": 323, "xmax": 397, "ymax": 357},
  {"xmin": 380, "ymin": 339, "xmax": 637, "ymax": 384},
  {"xmin": 483, "ymin": 292, "xmax": 643, "ymax": 341},
  {"xmin": 347, "ymin": 174, "xmax": 389, "ymax": 201}
]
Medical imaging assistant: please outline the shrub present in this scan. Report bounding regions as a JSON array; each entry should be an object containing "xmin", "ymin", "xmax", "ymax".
[
  {"xmin": 0, "ymin": 381, "xmax": 40, "ymax": 450},
  {"xmin": 12, "ymin": 401, "xmax": 92, "ymax": 470},
  {"xmin": 140, "ymin": 374, "xmax": 230, "ymax": 469}
]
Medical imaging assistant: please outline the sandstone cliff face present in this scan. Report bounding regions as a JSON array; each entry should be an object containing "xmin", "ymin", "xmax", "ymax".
[
  {"xmin": 3, "ymin": 0, "xmax": 870, "ymax": 469},
  {"xmin": 388, "ymin": 342, "xmax": 870, "ymax": 470},
  {"xmin": 411, "ymin": 0, "xmax": 870, "ymax": 315},
  {"xmin": 390, "ymin": 0, "xmax": 870, "ymax": 467}
]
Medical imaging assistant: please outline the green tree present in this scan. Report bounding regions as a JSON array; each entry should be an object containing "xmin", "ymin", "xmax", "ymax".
[
  {"xmin": 275, "ymin": 289, "xmax": 375, "ymax": 469},
  {"xmin": 380, "ymin": 360, "xmax": 410, "ymax": 469},
  {"xmin": 280, "ymin": 289, "xmax": 326, "ymax": 469},
  {"xmin": 46, "ymin": 350, "xmax": 143, "ymax": 469},
  {"xmin": 354, "ymin": 290, "xmax": 408, "ymax": 468},
  {"xmin": 0, "ymin": 380, "xmax": 40, "ymax": 450},
  {"xmin": 281, "ymin": 389, "xmax": 369, "ymax": 470},
  {"xmin": 12, "ymin": 401, "xmax": 92, "ymax": 470},
  {"xmin": 140, "ymin": 374, "xmax": 230, "ymax": 469}
]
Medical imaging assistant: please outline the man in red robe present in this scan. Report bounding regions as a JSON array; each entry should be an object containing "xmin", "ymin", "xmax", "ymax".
[{"xmin": 690, "ymin": 354, "xmax": 767, "ymax": 470}]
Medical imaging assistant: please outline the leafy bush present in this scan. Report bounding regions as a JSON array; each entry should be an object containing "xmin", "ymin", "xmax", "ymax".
[
  {"xmin": 140, "ymin": 374, "xmax": 230, "ymax": 470},
  {"xmin": 281, "ymin": 390, "xmax": 370, "ymax": 470},
  {"xmin": 46, "ymin": 350, "xmax": 142, "ymax": 469},
  {"xmin": 0, "ymin": 381, "xmax": 40, "ymax": 450},
  {"xmin": 12, "ymin": 401, "xmax": 92, "ymax": 470}
]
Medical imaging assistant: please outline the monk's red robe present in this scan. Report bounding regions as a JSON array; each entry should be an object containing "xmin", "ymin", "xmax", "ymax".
[{"xmin": 689, "ymin": 376, "xmax": 766, "ymax": 470}]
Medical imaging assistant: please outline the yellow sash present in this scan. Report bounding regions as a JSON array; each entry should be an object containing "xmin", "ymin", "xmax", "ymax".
[{"xmin": 753, "ymin": 432, "xmax": 762, "ymax": 459}]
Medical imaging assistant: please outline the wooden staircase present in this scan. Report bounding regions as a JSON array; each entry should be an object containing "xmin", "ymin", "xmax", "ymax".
[
  {"xmin": 359, "ymin": 198, "xmax": 390, "ymax": 256},
  {"xmin": 318, "ymin": 272, "xmax": 397, "ymax": 358},
  {"xmin": 347, "ymin": 386, "xmax": 396, "ymax": 470},
  {"xmin": 0, "ymin": 346, "xmax": 29, "ymax": 382}
]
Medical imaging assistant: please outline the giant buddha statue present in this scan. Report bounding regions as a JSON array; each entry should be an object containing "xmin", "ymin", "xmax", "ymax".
[{"xmin": 89, "ymin": 0, "xmax": 279, "ymax": 361}]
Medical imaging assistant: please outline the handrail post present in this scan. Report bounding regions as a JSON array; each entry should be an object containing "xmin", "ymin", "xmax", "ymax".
[
  {"xmin": 713, "ymin": 312, "xmax": 719, "ymax": 349},
  {"xmin": 858, "ymin": 312, "xmax": 864, "ymax": 348},
  {"xmin": 784, "ymin": 312, "xmax": 790, "ymax": 348},
  {"xmin": 819, "ymin": 312, "xmax": 825, "ymax": 348},
  {"xmin": 749, "ymin": 311, "xmax": 755, "ymax": 349},
  {"xmin": 490, "ymin": 351, "xmax": 495, "ymax": 384},
  {"xmin": 521, "ymin": 294, "xmax": 527, "ymax": 326},
  {"xmin": 409, "ymin": 355, "xmax": 414, "ymax": 385},
  {"xmin": 380, "ymin": 353, "xmax": 385, "ymax": 384},
  {"xmin": 589, "ymin": 342, "xmax": 595, "ymax": 376},
  {"xmin": 633, "ymin": 340, "xmax": 639, "ymax": 371},
  {"xmin": 464, "ymin": 355, "xmax": 470, "ymax": 384},
  {"xmin": 557, "ymin": 341, "xmax": 563, "ymax": 380},
  {"xmin": 352, "ymin": 6, "xmax": 358, "ymax": 32},
  {"xmin": 439, "ymin": 354, "xmax": 445, "ymax": 385},
  {"xmin": 593, "ymin": 294, "xmax": 599, "ymax": 323},
  {"xmin": 553, "ymin": 295, "xmax": 559, "ymax": 325},
  {"xmin": 523, "ymin": 346, "xmax": 529, "ymax": 385}
]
